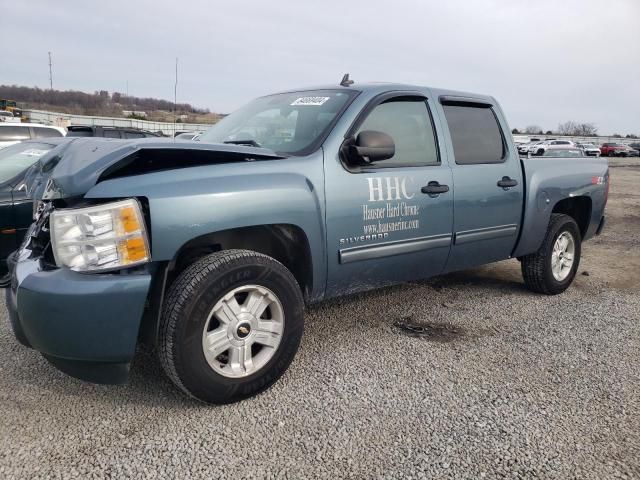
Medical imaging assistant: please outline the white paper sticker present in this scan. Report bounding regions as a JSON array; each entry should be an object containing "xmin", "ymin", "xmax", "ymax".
[
  {"xmin": 20, "ymin": 149, "xmax": 49, "ymax": 157},
  {"xmin": 290, "ymin": 96, "xmax": 330, "ymax": 106}
]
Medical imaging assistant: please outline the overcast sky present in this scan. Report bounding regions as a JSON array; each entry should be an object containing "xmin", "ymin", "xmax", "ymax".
[{"xmin": 2, "ymin": 0, "xmax": 639, "ymax": 134}]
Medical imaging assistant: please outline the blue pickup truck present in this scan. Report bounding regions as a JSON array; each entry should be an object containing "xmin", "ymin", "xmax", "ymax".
[{"xmin": 6, "ymin": 81, "xmax": 608, "ymax": 403}]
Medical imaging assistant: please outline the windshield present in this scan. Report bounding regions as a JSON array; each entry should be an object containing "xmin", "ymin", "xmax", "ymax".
[
  {"xmin": 0, "ymin": 141, "xmax": 55, "ymax": 183},
  {"xmin": 198, "ymin": 89, "xmax": 357, "ymax": 154}
]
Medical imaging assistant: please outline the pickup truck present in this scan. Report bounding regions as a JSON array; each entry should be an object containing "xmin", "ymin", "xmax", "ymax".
[{"xmin": 5, "ymin": 81, "xmax": 609, "ymax": 404}]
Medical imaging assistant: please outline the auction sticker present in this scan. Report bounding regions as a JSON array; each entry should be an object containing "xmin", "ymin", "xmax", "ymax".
[
  {"xmin": 20, "ymin": 149, "xmax": 49, "ymax": 157},
  {"xmin": 290, "ymin": 96, "xmax": 330, "ymax": 106}
]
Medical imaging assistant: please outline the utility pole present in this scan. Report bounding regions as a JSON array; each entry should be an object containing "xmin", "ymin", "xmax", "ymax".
[
  {"xmin": 174, "ymin": 57, "xmax": 178, "ymax": 136},
  {"xmin": 48, "ymin": 52, "xmax": 53, "ymax": 90}
]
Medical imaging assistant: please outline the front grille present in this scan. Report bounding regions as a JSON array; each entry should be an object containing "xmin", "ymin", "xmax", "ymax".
[{"xmin": 23, "ymin": 202, "xmax": 55, "ymax": 267}]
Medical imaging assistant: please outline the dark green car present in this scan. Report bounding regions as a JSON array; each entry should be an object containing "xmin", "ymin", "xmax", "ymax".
[{"xmin": 0, "ymin": 138, "xmax": 70, "ymax": 283}]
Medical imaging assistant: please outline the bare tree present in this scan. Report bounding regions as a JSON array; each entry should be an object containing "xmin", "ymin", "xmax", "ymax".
[
  {"xmin": 557, "ymin": 121, "xmax": 578, "ymax": 135},
  {"xmin": 557, "ymin": 121, "xmax": 598, "ymax": 136},
  {"xmin": 575, "ymin": 123, "xmax": 598, "ymax": 136},
  {"xmin": 524, "ymin": 125, "xmax": 543, "ymax": 134}
]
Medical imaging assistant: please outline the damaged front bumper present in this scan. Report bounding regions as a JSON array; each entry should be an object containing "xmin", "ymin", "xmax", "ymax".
[{"xmin": 6, "ymin": 240, "xmax": 152, "ymax": 385}]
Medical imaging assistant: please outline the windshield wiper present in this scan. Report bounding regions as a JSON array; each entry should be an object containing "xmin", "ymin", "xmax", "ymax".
[{"xmin": 223, "ymin": 139, "xmax": 262, "ymax": 148}]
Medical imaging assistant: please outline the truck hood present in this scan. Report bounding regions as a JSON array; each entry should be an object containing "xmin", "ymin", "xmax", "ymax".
[{"xmin": 27, "ymin": 137, "xmax": 284, "ymax": 200}]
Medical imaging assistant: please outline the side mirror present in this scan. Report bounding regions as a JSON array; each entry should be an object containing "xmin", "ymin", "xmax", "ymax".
[{"xmin": 348, "ymin": 130, "xmax": 395, "ymax": 164}]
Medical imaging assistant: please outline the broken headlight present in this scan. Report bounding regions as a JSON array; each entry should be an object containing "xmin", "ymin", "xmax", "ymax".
[{"xmin": 50, "ymin": 198, "xmax": 150, "ymax": 272}]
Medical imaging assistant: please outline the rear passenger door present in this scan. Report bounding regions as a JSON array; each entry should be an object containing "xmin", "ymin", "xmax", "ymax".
[{"xmin": 438, "ymin": 98, "xmax": 523, "ymax": 272}]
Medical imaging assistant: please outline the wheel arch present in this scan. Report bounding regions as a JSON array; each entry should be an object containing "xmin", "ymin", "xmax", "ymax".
[
  {"xmin": 551, "ymin": 196, "xmax": 592, "ymax": 239},
  {"xmin": 138, "ymin": 224, "xmax": 314, "ymax": 348},
  {"xmin": 168, "ymin": 224, "xmax": 314, "ymax": 300}
]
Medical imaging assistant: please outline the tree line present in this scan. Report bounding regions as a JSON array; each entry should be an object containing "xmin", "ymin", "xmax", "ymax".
[
  {"xmin": 0, "ymin": 84, "xmax": 210, "ymax": 116},
  {"xmin": 512, "ymin": 122, "xmax": 638, "ymax": 138}
]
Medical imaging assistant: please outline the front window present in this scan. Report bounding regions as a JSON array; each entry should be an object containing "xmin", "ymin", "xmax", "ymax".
[
  {"xmin": 0, "ymin": 141, "xmax": 56, "ymax": 183},
  {"xmin": 355, "ymin": 98, "xmax": 439, "ymax": 167},
  {"xmin": 198, "ymin": 89, "xmax": 357, "ymax": 155}
]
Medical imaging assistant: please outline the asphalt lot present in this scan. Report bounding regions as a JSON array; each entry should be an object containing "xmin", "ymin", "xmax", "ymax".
[{"xmin": 1, "ymin": 160, "xmax": 638, "ymax": 479}]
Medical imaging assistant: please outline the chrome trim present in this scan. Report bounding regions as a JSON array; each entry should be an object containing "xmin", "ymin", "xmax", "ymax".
[
  {"xmin": 454, "ymin": 224, "xmax": 518, "ymax": 245},
  {"xmin": 339, "ymin": 234, "xmax": 452, "ymax": 264}
]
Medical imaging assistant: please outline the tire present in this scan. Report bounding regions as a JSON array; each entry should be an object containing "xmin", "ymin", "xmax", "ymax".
[
  {"xmin": 536, "ymin": 148, "xmax": 544, "ymax": 156},
  {"xmin": 159, "ymin": 249, "xmax": 304, "ymax": 404},
  {"xmin": 521, "ymin": 214, "xmax": 581, "ymax": 295}
]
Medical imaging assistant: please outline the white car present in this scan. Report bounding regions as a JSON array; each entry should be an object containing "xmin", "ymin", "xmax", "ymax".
[
  {"xmin": 575, "ymin": 143, "xmax": 601, "ymax": 157},
  {"xmin": 0, "ymin": 123, "xmax": 66, "ymax": 149},
  {"xmin": 174, "ymin": 131, "xmax": 204, "ymax": 141},
  {"xmin": 518, "ymin": 140, "xmax": 544, "ymax": 155},
  {"xmin": 529, "ymin": 139, "xmax": 574, "ymax": 156}
]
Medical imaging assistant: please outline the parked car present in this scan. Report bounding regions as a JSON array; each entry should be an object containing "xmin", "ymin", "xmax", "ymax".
[
  {"xmin": 174, "ymin": 131, "xmax": 204, "ymax": 140},
  {"xmin": 600, "ymin": 143, "xmax": 634, "ymax": 157},
  {"xmin": 628, "ymin": 142, "xmax": 640, "ymax": 153},
  {"xmin": 66, "ymin": 125, "xmax": 161, "ymax": 139},
  {"xmin": 541, "ymin": 147, "xmax": 584, "ymax": 158},
  {"xmin": 518, "ymin": 141, "xmax": 540, "ymax": 155},
  {"xmin": 621, "ymin": 145, "xmax": 640, "ymax": 157},
  {"xmin": 0, "ymin": 123, "xmax": 66, "ymax": 149},
  {"xmin": 575, "ymin": 143, "xmax": 601, "ymax": 157},
  {"xmin": 6, "ymin": 82, "xmax": 608, "ymax": 404},
  {"xmin": 0, "ymin": 138, "xmax": 72, "ymax": 283},
  {"xmin": 530, "ymin": 140, "xmax": 574, "ymax": 156}
]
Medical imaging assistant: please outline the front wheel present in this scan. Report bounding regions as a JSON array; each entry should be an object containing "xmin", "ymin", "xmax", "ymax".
[
  {"xmin": 159, "ymin": 249, "xmax": 304, "ymax": 404},
  {"xmin": 521, "ymin": 214, "xmax": 581, "ymax": 295}
]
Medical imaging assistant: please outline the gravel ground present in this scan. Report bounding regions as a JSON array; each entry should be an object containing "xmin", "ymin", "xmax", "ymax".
[{"xmin": 1, "ymin": 165, "xmax": 639, "ymax": 479}]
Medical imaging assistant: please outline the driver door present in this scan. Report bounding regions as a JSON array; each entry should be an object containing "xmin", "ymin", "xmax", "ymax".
[{"xmin": 324, "ymin": 93, "xmax": 454, "ymax": 296}]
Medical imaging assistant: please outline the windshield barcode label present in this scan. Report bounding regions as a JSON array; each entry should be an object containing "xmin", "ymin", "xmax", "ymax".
[{"xmin": 290, "ymin": 96, "xmax": 330, "ymax": 106}]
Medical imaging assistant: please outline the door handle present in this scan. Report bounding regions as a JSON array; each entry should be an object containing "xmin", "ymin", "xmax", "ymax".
[
  {"xmin": 497, "ymin": 176, "xmax": 518, "ymax": 188},
  {"xmin": 421, "ymin": 181, "xmax": 450, "ymax": 195}
]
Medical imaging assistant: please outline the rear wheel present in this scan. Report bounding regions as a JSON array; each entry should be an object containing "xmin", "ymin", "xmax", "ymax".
[
  {"xmin": 521, "ymin": 214, "xmax": 581, "ymax": 295},
  {"xmin": 159, "ymin": 249, "xmax": 304, "ymax": 404}
]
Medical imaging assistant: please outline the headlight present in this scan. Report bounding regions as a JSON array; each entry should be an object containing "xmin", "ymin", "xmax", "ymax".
[{"xmin": 50, "ymin": 198, "xmax": 150, "ymax": 272}]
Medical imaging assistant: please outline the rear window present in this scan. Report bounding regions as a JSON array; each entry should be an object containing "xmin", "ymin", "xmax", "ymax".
[
  {"xmin": 542, "ymin": 149, "xmax": 583, "ymax": 158},
  {"xmin": 124, "ymin": 131, "xmax": 145, "ymax": 139},
  {"xmin": 0, "ymin": 125, "xmax": 31, "ymax": 142},
  {"xmin": 67, "ymin": 127, "xmax": 94, "ymax": 137},
  {"xmin": 32, "ymin": 127, "xmax": 63, "ymax": 138},
  {"xmin": 442, "ymin": 105, "xmax": 505, "ymax": 164},
  {"xmin": 103, "ymin": 129, "xmax": 121, "ymax": 139}
]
